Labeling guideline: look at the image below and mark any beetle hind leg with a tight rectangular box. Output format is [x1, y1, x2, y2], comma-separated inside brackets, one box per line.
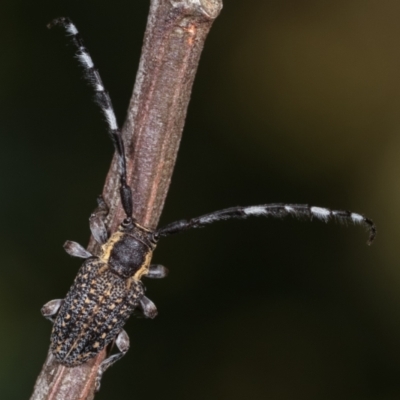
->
[96, 329, 130, 392]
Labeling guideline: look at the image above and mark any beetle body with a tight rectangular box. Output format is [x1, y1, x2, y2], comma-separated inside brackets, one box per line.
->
[50, 223, 156, 367]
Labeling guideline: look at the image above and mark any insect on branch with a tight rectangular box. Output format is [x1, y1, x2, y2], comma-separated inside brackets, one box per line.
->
[30, 0, 377, 398]
[30, 1, 223, 399]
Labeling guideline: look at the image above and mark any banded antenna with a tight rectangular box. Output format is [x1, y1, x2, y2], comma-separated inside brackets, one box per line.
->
[156, 204, 376, 245]
[48, 17, 133, 219]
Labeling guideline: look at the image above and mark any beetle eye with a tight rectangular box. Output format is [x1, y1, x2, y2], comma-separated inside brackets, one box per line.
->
[122, 217, 132, 227]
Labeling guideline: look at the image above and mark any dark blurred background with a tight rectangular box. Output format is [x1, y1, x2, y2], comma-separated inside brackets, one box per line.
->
[0, 1, 399, 399]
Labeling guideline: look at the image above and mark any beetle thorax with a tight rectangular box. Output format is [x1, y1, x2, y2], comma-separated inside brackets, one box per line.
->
[100, 231, 153, 280]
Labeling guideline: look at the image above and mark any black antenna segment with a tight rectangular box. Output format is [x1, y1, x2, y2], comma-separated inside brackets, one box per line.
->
[48, 17, 133, 219]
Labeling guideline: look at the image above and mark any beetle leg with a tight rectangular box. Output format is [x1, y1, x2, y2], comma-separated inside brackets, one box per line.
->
[89, 196, 109, 244]
[143, 264, 169, 279]
[96, 329, 130, 392]
[132, 296, 158, 319]
[139, 296, 158, 319]
[41, 299, 63, 323]
[63, 241, 92, 258]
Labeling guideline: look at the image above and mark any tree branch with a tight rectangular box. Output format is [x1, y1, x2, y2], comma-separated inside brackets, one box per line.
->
[30, 1, 222, 399]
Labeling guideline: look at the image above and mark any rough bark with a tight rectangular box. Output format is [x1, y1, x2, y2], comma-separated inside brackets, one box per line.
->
[30, 0, 222, 399]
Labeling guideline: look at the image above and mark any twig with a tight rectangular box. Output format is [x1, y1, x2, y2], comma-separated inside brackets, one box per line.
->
[30, 1, 222, 399]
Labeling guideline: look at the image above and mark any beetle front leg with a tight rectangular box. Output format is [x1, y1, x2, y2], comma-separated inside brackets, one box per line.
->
[41, 299, 63, 323]
[143, 264, 169, 279]
[96, 329, 130, 392]
[89, 195, 109, 244]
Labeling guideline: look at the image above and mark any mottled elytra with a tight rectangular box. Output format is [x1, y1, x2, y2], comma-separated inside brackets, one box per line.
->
[42, 17, 376, 391]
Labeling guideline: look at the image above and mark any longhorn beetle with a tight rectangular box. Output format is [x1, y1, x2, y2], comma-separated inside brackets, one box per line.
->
[42, 17, 376, 391]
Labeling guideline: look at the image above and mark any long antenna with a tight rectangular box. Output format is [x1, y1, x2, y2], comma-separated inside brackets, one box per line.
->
[156, 204, 376, 245]
[48, 17, 133, 218]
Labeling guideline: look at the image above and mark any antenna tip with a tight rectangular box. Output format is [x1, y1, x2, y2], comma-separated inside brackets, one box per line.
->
[365, 218, 376, 245]
[47, 17, 69, 30]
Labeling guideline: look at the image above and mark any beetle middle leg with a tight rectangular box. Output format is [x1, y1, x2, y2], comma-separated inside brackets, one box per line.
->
[63, 241, 92, 258]
[41, 299, 64, 323]
[96, 329, 130, 392]
[131, 295, 159, 319]
[139, 296, 158, 319]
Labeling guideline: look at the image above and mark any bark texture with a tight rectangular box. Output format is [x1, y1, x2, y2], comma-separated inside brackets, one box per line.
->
[30, 0, 222, 399]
